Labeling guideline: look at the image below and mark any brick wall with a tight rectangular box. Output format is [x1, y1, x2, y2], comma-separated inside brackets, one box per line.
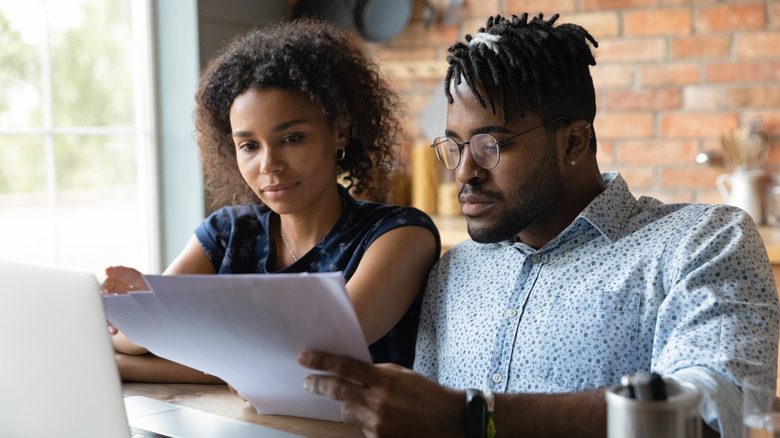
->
[364, 0, 780, 209]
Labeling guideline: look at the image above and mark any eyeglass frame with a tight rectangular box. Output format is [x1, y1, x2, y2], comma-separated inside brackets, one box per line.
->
[430, 116, 569, 170]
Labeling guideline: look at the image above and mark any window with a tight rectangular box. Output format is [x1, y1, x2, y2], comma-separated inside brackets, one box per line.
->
[0, 0, 159, 275]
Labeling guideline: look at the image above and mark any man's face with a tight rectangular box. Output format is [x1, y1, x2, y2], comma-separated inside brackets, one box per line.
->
[446, 81, 564, 244]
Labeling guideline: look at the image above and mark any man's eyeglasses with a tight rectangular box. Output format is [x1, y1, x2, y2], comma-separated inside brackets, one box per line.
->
[430, 117, 568, 170]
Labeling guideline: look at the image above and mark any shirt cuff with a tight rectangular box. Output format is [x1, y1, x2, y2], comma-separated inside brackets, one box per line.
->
[669, 367, 742, 438]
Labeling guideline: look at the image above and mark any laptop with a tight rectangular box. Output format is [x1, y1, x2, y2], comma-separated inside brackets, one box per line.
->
[0, 260, 302, 438]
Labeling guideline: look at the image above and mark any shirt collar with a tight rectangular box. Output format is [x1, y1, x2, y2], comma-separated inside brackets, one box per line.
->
[499, 172, 636, 251]
[575, 172, 636, 243]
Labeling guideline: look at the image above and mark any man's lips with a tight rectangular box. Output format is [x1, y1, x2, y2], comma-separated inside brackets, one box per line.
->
[459, 193, 495, 216]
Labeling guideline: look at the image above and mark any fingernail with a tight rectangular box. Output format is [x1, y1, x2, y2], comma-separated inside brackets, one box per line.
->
[298, 351, 310, 365]
[303, 377, 312, 392]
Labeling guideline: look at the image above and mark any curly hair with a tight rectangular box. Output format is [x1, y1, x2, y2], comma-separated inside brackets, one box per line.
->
[445, 13, 599, 151]
[195, 18, 403, 207]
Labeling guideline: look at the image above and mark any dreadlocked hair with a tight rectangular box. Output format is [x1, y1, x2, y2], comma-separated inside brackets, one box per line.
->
[195, 18, 402, 207]
[445, 13, 599, 151]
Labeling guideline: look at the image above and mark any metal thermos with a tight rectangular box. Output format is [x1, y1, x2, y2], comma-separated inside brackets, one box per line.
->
[606, 373, 701, 438]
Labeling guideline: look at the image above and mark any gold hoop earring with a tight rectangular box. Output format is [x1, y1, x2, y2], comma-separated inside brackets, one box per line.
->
[336, 148, 346, 161]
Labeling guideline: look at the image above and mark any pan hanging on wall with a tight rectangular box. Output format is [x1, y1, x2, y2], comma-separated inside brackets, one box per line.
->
[294, 0, 413, 43]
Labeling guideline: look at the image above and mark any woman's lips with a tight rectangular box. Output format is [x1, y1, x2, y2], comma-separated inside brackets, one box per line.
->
[262, 182, 297, 201]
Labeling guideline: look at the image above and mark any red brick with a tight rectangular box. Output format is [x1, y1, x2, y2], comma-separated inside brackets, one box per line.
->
[743, 111, 780, 136]
[597, 38, 665, 62]
[725, 87, 780, 108]
[600, 89, 682, 110]
[766, 139, 780, 166]
[460, 0, 501, 18]
[660, 113, 741, 138]
[647, 190, 695, 204]
[666, 0, 719, 4]
[386, 78, 414, 93]
[592, 64, 634, 88]
[625, 9, 691, 36]
[371, 47, 438, 62]
[670, 36, 731, 59]
[771, 2, 780, 29]
[597, 140, 615, 164]
[391, 21, 459, 47]
[506, 0, 577, 15]
[612, 167, 655, 189]
[461, 18, 488, 37]
[639, 63, 700, 86]
[595, 113, 654, 138]
[697, 4, 766, 32]
[559, 12, 620, 37]
[737, 33, 780, 58]
[418, 77, 445, 94]
[697, 190, 725, 205]
[660, 166, 724, 189]
[705, 62, 769, 83]
[619, 140, 699, 165]
[582, 0, 658, 11]
[683, 87, 724, 110]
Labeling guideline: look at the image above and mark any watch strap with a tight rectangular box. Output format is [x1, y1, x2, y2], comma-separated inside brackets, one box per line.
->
[465, 388, 487, 438]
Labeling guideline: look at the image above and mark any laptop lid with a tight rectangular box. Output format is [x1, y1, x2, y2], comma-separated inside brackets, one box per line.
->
[0, 261, 130, 438]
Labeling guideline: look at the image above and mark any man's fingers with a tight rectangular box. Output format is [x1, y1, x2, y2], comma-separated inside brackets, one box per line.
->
[299, 351, 376, 384]
[304, 373, 371, 408]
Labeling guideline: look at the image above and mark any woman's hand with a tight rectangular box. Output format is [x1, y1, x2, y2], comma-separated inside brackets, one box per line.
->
[100, 265, 150, 295]
[100, 265, 150, 353]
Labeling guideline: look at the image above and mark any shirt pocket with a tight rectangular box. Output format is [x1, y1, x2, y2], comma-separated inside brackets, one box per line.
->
[539, 289, 641, 392]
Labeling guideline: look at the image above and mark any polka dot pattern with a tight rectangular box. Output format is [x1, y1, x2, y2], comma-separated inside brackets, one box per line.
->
[414, 172, 779, 436]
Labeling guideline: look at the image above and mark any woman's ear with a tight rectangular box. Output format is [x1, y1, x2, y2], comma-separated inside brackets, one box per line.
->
[335, 130, 348, 150]
[563, 120, 593, 166]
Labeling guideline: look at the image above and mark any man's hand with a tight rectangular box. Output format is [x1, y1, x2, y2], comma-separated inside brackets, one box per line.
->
[299, 350, 465, 438]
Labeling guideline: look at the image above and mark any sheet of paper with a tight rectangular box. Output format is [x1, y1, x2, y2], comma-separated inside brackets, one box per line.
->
[102, 272, 371, 421]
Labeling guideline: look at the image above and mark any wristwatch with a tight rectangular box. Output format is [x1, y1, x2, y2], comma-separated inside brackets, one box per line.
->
[465, 388, 487, 438]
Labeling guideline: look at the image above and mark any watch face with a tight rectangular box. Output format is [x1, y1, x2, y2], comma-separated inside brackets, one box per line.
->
[354, 0, 412, 42]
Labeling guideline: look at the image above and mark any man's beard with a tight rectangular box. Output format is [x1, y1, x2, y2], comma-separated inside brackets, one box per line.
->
[467, 146, 563, 244]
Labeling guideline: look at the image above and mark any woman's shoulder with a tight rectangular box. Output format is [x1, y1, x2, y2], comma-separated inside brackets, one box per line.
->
[202, 203, 270, 231]
[349, 199, 436, 228]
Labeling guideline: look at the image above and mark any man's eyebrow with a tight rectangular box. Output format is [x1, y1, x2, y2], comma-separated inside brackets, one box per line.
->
[232, 119, 308, 138]
[444, 125, 512, 138]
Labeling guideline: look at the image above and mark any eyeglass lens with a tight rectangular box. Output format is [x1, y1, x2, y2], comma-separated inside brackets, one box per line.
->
[432, 134, 499, 170]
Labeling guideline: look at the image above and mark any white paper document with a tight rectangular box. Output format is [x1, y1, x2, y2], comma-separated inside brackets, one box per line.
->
[102, 272, 371, 422]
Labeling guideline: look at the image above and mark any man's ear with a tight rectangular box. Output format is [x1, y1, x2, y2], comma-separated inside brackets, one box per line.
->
[563, 120, 593, 165]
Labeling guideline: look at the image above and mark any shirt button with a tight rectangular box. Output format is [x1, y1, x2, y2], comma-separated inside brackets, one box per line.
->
[506, 308, 518, 318]
[491, 373, 503, 383]
[531, 254, 541, 263]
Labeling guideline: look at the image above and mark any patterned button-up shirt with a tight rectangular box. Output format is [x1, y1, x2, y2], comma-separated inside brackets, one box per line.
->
[414, 172, 779, 437]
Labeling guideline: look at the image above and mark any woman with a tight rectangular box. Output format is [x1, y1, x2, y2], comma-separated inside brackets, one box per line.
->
[104, 18, 440, 382]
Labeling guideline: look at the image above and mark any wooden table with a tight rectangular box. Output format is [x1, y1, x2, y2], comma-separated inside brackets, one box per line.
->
[122, 383, 363, 438]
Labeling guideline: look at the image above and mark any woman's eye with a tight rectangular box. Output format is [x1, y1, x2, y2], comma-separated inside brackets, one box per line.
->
[238, 142, 258, 150]
[282, 134, 303, 144]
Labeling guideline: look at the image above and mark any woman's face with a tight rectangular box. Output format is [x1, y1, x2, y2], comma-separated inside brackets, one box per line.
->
[229, 87, 345, 214]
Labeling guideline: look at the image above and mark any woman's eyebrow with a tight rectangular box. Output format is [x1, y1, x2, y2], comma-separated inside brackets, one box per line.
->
[232, 119, 309, 138]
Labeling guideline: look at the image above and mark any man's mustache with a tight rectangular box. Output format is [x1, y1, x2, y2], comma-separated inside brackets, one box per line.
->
[458, 183, 503, 202]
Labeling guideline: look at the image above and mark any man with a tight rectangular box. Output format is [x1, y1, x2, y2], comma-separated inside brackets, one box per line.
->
[299, 13, 779, 438]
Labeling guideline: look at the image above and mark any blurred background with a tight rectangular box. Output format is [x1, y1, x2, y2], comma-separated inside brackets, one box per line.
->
[1, 0, 778, 276]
